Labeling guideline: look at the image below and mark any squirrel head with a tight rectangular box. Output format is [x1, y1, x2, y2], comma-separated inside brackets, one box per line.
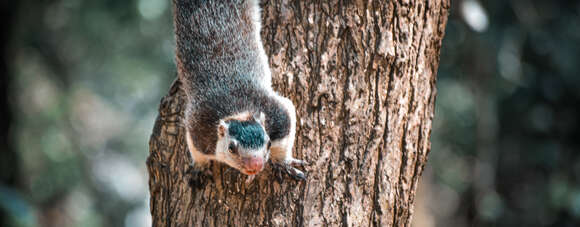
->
[215, 112, 270, 175]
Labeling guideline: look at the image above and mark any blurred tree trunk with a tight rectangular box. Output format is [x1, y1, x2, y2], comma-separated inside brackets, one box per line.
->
[148, 0, 449, 226]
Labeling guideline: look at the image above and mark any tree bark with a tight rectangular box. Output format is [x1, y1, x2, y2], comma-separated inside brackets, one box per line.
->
[148, 0, 449, 226]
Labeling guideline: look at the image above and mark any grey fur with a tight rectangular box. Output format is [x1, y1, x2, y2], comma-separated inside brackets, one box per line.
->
[173, 0, 291, 155]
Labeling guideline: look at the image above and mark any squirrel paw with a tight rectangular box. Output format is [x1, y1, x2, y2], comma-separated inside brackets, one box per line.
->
[271, 160, 307, 181]
[285, 166, 306, 180]
[187, 164, 213, 188]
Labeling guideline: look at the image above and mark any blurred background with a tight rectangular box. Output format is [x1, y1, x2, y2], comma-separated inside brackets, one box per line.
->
[0, 0, 174, 226]
[414, 0, 580, 226]
[0, 0, 579, 227]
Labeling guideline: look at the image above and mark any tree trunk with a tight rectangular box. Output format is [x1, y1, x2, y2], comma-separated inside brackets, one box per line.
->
[147, 0, 449, 226]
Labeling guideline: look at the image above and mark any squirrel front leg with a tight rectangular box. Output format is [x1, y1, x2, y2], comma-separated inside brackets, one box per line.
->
[185, 130, 213, 187]
[270, 95, 307, 180]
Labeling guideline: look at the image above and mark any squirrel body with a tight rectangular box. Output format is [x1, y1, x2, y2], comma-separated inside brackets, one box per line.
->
[173, 0, 305, 179]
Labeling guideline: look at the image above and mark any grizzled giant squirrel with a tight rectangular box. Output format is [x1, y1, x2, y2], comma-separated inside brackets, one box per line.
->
[173, 0, 306, 181]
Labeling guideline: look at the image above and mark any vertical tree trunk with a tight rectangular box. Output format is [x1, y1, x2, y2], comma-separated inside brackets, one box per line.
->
[148, 0, 449, 226]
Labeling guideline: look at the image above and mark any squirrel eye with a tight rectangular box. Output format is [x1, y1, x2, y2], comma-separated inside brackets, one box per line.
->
[228, 143, 237, 154]
[267, 141, 272, 149]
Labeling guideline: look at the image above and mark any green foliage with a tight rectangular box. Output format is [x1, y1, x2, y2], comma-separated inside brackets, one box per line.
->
[425, 0, 580, 226]
[8, 0, 173, 226]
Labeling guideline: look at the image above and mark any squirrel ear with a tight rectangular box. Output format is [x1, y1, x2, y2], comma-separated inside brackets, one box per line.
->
[218, 120, 228, 137]
[254, 112, 266, 125]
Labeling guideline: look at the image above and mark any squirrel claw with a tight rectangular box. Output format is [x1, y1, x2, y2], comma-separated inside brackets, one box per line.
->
[272, 161, 307, 181]
[288, 167, 306, 180]
[187, 165, 213, 188]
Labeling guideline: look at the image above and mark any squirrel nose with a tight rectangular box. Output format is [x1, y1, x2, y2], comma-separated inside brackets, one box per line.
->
[246, 158, 263, 172]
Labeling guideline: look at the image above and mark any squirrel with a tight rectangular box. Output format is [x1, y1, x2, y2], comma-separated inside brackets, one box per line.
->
[172, 0, 306, 182]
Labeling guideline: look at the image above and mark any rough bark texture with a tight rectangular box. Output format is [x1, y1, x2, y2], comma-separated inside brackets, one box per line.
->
[148, 0, 449, 226]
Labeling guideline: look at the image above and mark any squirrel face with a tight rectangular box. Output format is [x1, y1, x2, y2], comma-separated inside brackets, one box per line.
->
[215, 112, 270, 175]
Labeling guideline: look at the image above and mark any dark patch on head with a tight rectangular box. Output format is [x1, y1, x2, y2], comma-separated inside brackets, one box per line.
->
[186, 89, 291, 155]
[227, 120, 265, 149]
